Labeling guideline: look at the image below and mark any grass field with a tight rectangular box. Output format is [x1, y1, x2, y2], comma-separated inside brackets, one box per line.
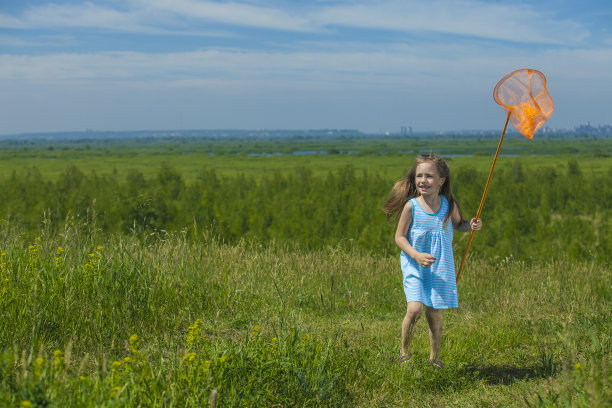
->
[0, 225, 610, 407]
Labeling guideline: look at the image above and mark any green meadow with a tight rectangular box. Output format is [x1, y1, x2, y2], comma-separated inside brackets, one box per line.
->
[0, 135, 610, 407]
[1, 135, 610, 180]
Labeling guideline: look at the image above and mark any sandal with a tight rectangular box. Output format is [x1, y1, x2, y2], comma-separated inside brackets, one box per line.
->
[428, 359, 444, 368]
[399, 355, 410, 364]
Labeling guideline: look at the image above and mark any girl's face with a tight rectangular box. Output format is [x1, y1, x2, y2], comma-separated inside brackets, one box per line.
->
[414, 161, 446, 197]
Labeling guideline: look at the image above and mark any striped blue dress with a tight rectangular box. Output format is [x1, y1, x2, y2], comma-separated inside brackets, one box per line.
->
[400, 196, 458, 309]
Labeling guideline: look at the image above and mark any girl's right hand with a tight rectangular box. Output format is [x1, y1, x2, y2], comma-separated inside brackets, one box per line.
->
[415, 253, 436, 268]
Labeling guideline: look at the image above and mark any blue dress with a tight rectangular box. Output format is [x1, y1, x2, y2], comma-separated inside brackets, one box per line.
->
[400, 196, 458, 309]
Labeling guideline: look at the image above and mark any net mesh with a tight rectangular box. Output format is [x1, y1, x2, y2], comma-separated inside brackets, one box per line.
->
[493, 68, 554, 139]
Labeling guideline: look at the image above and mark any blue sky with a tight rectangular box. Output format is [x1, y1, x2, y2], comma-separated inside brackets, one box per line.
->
[1, 0, 611, 135]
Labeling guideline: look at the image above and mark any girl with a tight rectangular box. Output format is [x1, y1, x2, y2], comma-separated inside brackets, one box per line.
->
[383, 154, 482, 367]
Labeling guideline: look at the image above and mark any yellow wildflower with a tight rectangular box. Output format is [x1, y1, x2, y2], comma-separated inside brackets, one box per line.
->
[84, 249, 101, 271]
[27, 239, 40, 269]
[33, 357, 46, 376]
[0, 251, 6, 274]
[183, 352, 197, 362]
[129, 334, 140, 354]
[186, 319, 202, 348]
[20, 401, 33, 408]
[188, 318, 202, 333]
[218, 355, 228, 364]
[54, 247, 65, 269]
[269, 337, 278, 353]
[53, 349, 64, 369]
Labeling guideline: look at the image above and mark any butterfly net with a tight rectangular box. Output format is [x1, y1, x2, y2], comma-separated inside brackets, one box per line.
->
[493, 68, 554, 139]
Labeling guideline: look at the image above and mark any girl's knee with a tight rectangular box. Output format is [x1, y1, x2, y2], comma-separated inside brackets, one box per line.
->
[425, 307, 441, 320]
[425, 308, 443, 329]
[406, 302, 423, 321]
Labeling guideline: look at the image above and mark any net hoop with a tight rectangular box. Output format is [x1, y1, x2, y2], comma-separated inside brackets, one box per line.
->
[493, 68, 554, 139]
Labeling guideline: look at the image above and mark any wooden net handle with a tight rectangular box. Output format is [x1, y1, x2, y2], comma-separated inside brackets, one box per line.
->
[456, 110, 512, 284]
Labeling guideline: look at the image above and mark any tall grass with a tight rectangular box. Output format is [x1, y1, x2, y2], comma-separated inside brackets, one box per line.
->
[0, 221, 610, 407]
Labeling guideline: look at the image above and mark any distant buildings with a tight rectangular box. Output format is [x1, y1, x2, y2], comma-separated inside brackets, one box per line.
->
[400, 126, 413, 136]
[570, 122, 612, 134]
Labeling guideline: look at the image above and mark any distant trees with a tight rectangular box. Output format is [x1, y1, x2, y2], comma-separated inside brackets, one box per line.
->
[0, 160, 610, 263]
[453, 159, 611, 263]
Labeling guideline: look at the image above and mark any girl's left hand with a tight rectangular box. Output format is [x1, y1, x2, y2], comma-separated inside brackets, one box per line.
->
[470, 218, 482, 230]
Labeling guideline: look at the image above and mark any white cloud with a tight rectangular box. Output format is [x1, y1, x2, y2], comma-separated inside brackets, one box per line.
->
[0, 49, 401, 88]
[2, 41, 609, 92]
[0, 34, 77, 48]
[0, 12, 26, 29]
[138, 0, 318, 32]
[0, 0, 318, 34]
[0, 0, 593, 46]
[22, 2, 140, 31]
[315, 0, 589, 45]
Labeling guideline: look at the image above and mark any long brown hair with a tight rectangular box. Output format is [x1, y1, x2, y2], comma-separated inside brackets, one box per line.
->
[382, 154, 461, 228]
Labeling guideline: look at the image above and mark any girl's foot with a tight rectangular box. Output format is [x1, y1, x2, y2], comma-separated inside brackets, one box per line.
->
[399, 355, 410, 365]
[428, 359, 444, 368]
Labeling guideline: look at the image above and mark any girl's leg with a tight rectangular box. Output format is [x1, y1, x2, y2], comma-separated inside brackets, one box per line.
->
[425, 307, 442, 363]
[401, 301, 423, 358]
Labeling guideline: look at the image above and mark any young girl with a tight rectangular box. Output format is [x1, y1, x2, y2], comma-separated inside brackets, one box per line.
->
[383, 154, 482, 367]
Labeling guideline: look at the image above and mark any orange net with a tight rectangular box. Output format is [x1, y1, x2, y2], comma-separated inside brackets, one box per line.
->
[493, 68, 554, 139]
[456, 68, 554, 284]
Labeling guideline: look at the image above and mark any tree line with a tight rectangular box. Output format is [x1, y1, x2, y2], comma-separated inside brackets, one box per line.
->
[1, 160, 610, 263]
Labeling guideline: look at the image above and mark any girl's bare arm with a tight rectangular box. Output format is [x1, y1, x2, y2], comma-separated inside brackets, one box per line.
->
[451, 205, 482, 232]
